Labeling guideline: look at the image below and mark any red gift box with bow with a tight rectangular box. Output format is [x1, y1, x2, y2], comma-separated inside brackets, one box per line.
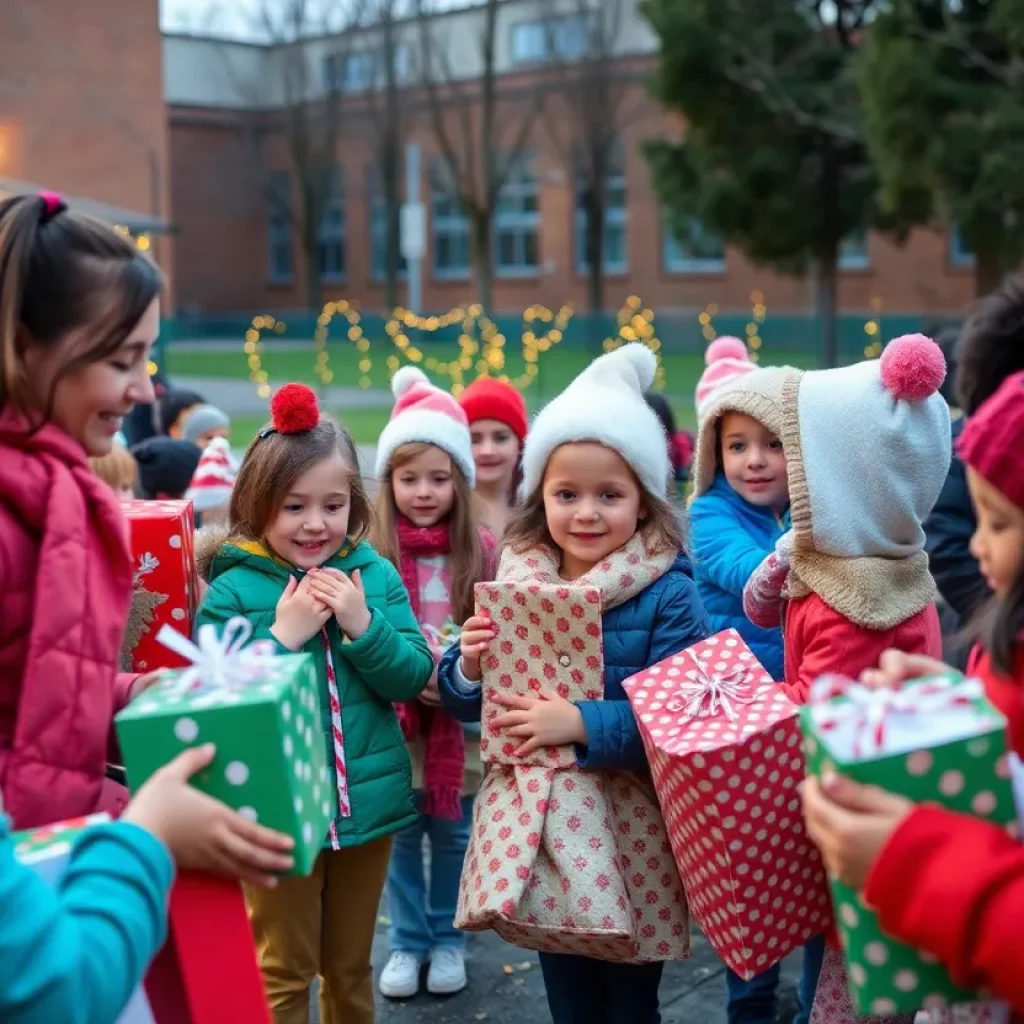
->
[121, 499, 199, 673]
[623, 628, 832, 979]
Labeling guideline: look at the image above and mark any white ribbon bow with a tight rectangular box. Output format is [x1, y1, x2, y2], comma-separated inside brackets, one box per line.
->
[810, 673, 985, 757]
[666, 649, 755, 722]
[156, 617, 278, 693]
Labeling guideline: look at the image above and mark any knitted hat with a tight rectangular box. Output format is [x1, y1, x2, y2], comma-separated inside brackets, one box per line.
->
[185, 436, 238, 512]
[375, 367, 475, 484]
[131, 437, 202, 500]
[695, 337, 757, 419]
[520, 344, 670, 498]
[959, 370, 1024, 510]
[458, 376, 529, 442]
[690, 366, 800, 500]
[182, 404, 231, 444]
[781, 334, 951, 629]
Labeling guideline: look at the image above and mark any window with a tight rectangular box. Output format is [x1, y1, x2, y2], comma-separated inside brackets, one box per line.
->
[393, 42, 412, 82]
[317, 167, 345, 282]
[839, 230, 870, 271]
[430, 162, 470, 279]
[662, 216, 726, 273]
[510, 13, 589, 65]
[575, 146, 628, 274]
[267, 170, 293, 283]
[369, 167, 407, 281]
[950, 225, 974, 267]
[323, 50, 377, 92]
[495, 155, 540, 276]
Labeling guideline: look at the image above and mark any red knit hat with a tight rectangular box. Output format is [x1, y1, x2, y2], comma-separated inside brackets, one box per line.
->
[958, 370, 1024, 509]
[458, 376, 529, 442]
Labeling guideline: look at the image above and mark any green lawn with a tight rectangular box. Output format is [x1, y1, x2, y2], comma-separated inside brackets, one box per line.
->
[168, 340, 818, 435]
[230, 406, 392, 447]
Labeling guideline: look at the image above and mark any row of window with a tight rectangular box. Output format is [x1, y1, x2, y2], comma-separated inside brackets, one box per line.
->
[266, 162, 972, 285]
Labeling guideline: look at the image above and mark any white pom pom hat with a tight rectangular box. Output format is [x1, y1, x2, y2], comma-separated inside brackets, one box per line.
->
[375, 367, 476, 485]
[519, 344, 671, 499]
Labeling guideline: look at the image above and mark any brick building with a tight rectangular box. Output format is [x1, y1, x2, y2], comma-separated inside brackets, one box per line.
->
[0, 0, 173, 293]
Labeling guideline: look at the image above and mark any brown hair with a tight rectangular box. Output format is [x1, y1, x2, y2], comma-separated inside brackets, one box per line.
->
[0, 194, 163, 426]
[228, 415, 372, 551]
[372, 442, 484, 623]
[504, 471, 684, 560]
[90, 444, 137, 494]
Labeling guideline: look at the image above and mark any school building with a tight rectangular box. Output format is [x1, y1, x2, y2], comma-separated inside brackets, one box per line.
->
[0, 0, 982, 320]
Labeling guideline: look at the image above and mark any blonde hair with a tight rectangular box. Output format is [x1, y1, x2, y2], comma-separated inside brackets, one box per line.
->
[371, 442, 484, 623]
[90, 444, 137, 495]
[228, 414, 372, 549]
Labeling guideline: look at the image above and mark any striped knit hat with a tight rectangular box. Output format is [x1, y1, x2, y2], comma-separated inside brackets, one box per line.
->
[695, 337, 756, 418]
[185, 436, 238, 512]
[375, 367, 475, 484]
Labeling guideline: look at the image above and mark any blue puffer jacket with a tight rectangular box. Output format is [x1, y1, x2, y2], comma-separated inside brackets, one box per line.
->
[689, 474, 787, 681]
[437, 555, 710, 772]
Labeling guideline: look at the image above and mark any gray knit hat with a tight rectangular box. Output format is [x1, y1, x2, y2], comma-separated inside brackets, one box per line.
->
[181, 404, 231, 443]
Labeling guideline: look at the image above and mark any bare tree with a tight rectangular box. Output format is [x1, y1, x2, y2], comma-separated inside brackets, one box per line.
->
[542, 0, 640, 340]
[414, 0, 545, 312]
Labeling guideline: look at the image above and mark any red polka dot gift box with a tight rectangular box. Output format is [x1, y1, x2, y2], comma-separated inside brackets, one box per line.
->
[622, 628, 832, 980]
[801, 672, 1016, 1016]
[455, 582, 691, 963]
[121, 499, 200, 672]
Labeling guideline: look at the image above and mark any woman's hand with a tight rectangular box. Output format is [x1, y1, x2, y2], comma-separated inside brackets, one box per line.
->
[802, 772, 914, 890]
[859, 649, 953, 690]
[490, 691, 586, 757]
[271, 575, 332, 651]
[129, 670, 164, 701]
[306, 568, 371, 639]
[459, 613, 495, 682]
[122, 744, 295, 888]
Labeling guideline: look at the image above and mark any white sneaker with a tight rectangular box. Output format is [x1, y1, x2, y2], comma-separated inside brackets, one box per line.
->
[379, 951, 422, 999]
[427, 947, 467, 995]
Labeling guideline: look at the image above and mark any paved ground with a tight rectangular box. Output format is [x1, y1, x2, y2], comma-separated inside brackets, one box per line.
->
[306, 904, 803, 1024]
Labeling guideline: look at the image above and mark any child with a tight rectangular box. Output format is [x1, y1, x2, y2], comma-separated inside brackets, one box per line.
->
[132, 435, 201, 499]
[371, 368, 498, 999]
[803, 369, 1024, 1016]
[644, 390, 691, 494]
[689, 368, 792, 683]
[182, 403, 231, 449]
[195, 382, 433, 1024]
[438, 344, 710, 1024]
[458, 375, 528, 537]
[90, 439, 138, 500]
[158, 387, 204, 439]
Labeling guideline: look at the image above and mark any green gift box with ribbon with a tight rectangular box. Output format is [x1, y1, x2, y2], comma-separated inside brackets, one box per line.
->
[115, 618, 333, 876]
[799, 673, 1016, 1015]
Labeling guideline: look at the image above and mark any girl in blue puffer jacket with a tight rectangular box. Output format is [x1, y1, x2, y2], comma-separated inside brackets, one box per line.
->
[688, 367, 795, 682]
[438, 345, 710, 1024]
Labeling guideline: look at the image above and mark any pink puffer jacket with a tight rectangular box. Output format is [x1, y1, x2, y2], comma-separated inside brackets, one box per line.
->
[0, 409, 137, 830]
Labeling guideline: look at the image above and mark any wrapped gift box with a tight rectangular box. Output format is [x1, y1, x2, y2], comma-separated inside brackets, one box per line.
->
[115, 624, 331, 876]
[801, 673, 1016, 1016]
[623, 629, 831, 979]
[14, 814, 157, 1024]
[122, 499, 199, 672]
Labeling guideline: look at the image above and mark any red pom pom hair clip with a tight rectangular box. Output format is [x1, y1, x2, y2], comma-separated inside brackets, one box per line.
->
[38, 190, 67, 224]
[259, 383, 320, 439]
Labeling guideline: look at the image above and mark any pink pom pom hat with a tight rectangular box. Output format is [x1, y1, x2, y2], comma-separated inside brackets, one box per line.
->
[694, 336, 756, 418]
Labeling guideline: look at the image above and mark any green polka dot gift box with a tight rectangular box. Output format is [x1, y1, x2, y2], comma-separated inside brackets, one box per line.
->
[115, 621, 333, 877]
[800, 672, 1016, 1015]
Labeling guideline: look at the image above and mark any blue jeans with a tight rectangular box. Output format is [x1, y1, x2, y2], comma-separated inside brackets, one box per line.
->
[386, 792, 474, 954]
[725, 934, 826, 1024]
[539, 951, 663, 1024]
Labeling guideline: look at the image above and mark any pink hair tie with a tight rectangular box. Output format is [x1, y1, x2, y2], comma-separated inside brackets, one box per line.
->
[38, 190, 66, 224]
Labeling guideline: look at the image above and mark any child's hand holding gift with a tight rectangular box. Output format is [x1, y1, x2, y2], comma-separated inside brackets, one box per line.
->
[306, 567, 371, 640]
[458, 612, 496, 682]
[491, 691, 587, 757]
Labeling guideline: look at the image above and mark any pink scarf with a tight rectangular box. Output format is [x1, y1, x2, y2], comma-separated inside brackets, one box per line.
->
[395, 516, 466, 821]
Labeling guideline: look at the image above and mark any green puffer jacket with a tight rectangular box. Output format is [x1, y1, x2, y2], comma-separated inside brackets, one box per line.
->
[196, 534, 433, 849]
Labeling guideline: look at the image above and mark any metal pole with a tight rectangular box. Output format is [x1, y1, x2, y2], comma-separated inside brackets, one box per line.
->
[405, 142, 422, 315]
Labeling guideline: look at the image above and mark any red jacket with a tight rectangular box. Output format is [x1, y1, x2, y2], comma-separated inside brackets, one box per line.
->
[0, 411, 137, 829]
[864, 647, 1024, 1015]
[782, 592, 943, 705]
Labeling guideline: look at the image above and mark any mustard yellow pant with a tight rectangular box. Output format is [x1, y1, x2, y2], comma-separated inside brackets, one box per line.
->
[247, 837, 392, 1024]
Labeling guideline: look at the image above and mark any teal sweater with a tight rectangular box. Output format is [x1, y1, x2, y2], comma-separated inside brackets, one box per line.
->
[0, 814, 173, 1024]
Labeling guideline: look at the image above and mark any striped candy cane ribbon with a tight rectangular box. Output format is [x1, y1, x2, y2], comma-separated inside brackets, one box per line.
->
[320, 629, 351, 847]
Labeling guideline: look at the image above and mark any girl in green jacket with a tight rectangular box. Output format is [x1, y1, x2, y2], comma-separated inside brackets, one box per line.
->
[196, 383, 433, 1024]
